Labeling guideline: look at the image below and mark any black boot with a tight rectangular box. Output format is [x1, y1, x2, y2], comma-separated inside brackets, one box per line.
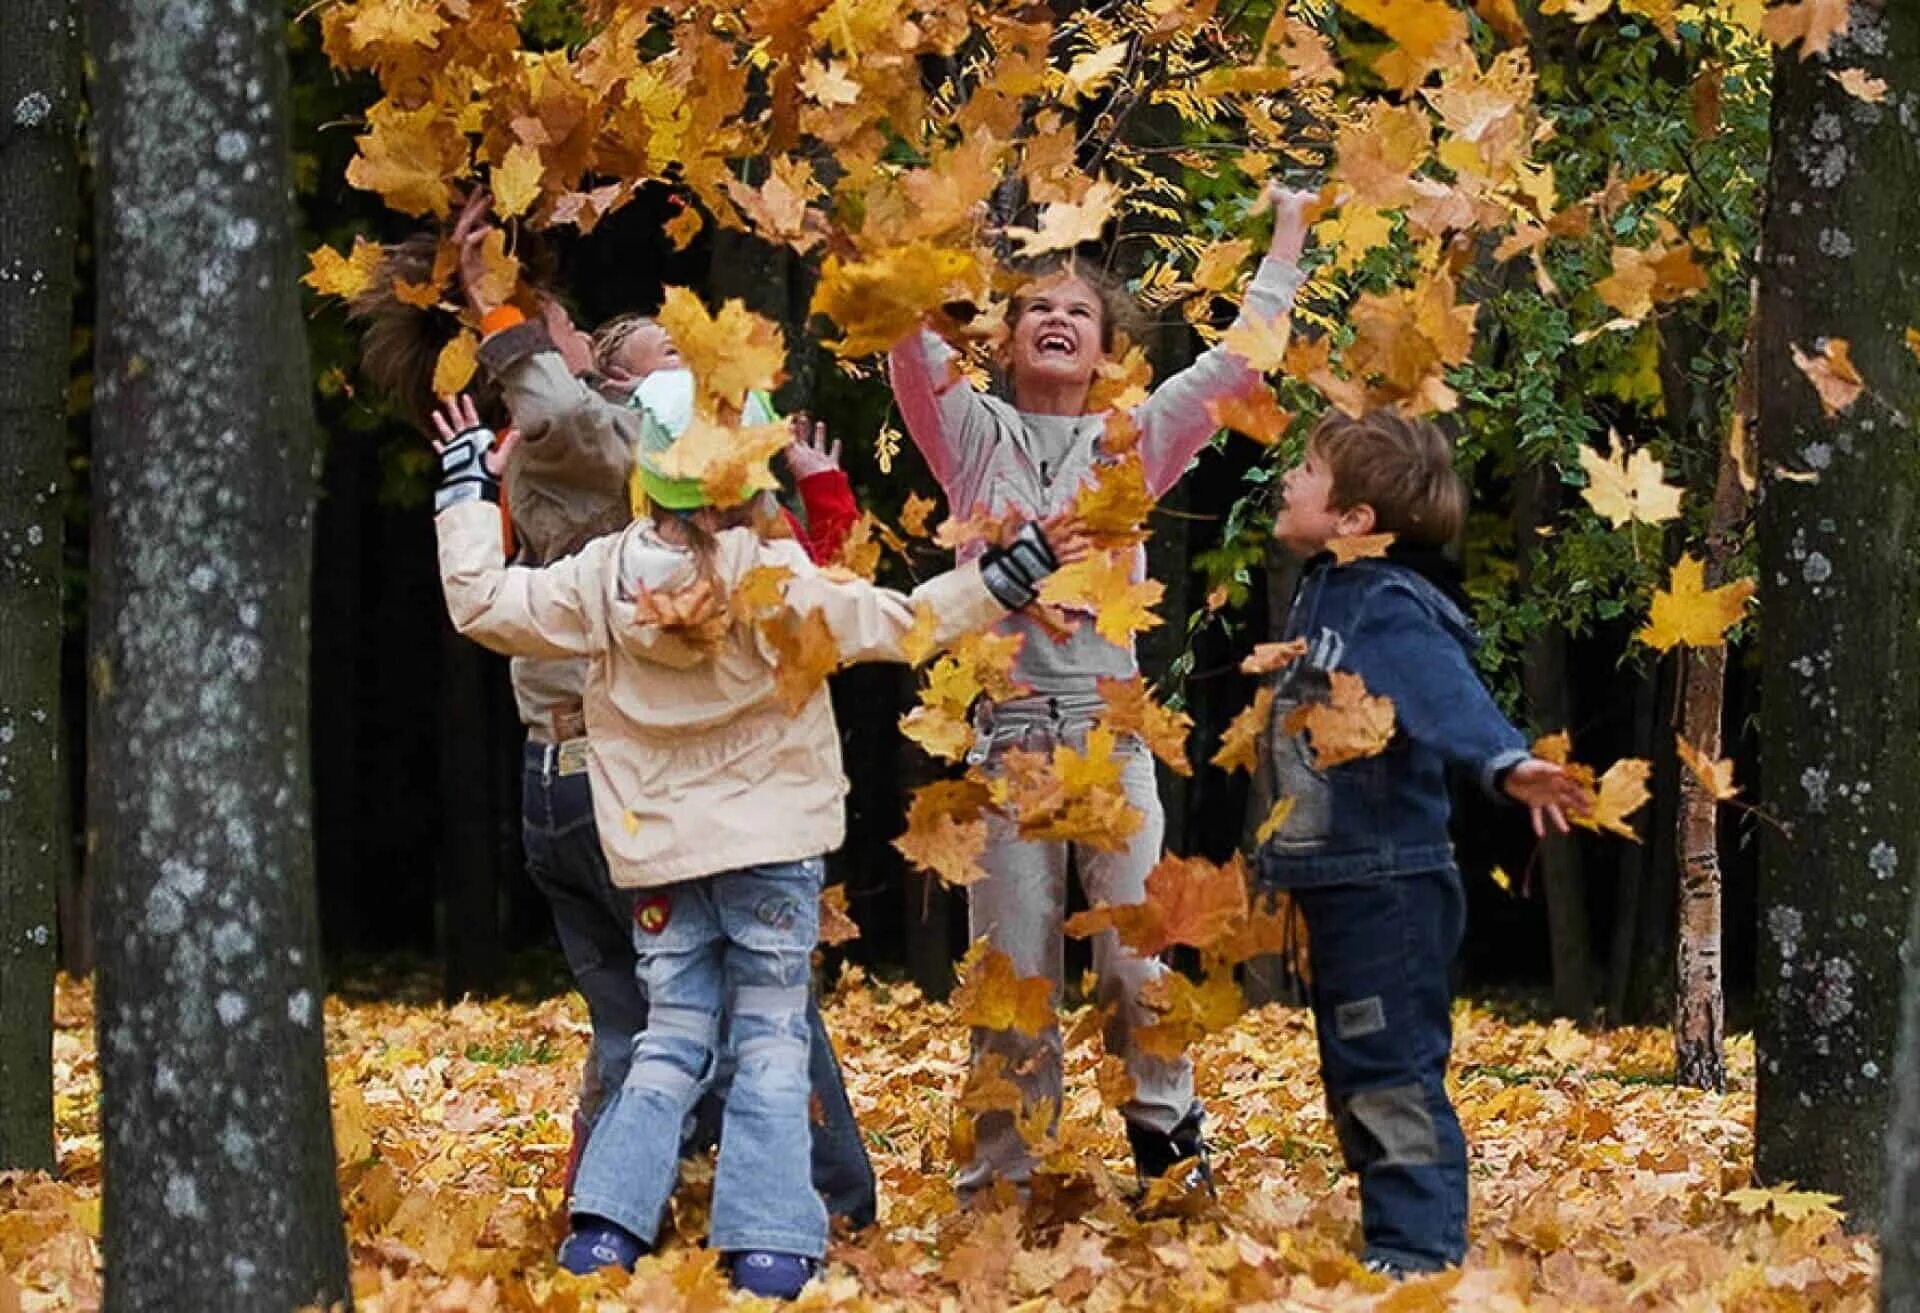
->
[1126, 1105, 1215, 1196]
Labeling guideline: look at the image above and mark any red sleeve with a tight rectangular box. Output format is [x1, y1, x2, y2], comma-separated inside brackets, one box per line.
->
[794, 468, 860, 565]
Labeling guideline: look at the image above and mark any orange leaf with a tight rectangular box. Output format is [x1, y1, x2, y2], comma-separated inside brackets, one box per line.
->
[818, 883, 861, 946]
[1211, 687, 1276, 774]
[1283, 670, 1396, 768]
[1328, 532, 1397, 565]
[1790, 339, 1865, 417]
[1006, 180, 1121, 257]
[899, 492, 938, 538]
[894, 779, 993, 887]
[1761, 0, 1854, 57]
[431, 331, 479, 397]
[1241, 639, 1308, 675]
[1207, 384, 1294, 447]
[1677, 737, 1739, 802]
[655, 286, 788, 415]
[761, 608, 840, 713]
[1094, 676, 1193, 776]
[1830, 67, 1888, 102]
[951, 941, 1054, 1036]
[303, 237, 384, 299]
[1142, 852, 1250, 953]
[1254, 796, 1297, 843]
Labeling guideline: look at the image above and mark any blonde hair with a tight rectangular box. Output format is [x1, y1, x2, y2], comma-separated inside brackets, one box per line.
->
[592, 313, 656, 379]
[1307, 410, 1467, 547]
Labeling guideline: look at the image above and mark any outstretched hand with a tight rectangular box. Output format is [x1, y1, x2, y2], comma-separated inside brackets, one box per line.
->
[1264, 182, 1317, 264]
[782, 416, 843, 480]
[1502, 757, 1592, 838]
[452, 190, 501, 316]
[430, 394, 518, 476]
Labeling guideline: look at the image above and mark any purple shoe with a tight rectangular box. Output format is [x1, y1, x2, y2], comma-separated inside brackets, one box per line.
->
[728, 1250, 817, 1299]
[557, 1217, 646, 1274]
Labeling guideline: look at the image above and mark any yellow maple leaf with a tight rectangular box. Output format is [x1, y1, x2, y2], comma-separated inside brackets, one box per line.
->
[1637, 555, 1756, 652]
[1790, 339, 1865, 416]
[1313, 202, 1398, 275]
[900, 702, 974, 762]
[1573, 758, 1653, 840]
[811, 242, 981, 357]
[760, 608, 840, 713]
[1533, 730, 1573, 764]
[899, 492, 938, 538]
[1211, 687, 1276, 775]
[1221, 311, 1294, 375]
[303, 237, 384, 299]
[1094, 676, 1193, 776]
[951, 941, 1054, 1036]
[655, 286, 787, 415]
[1006, 180, 1121, 258]
[651, 413, 790, 508]
[1677, 736, 1739, 802]
[1283, 670, 1397, 768]
[466, 228, 520, 314]
[1191, 237, 1253, 293]
[491, 143, 545, 220]
[900, 603, 940, 666]
[345, 101, 469, 218]
[1254, 796, 1297, 843]
[1725, 1183, 1845, 1224]
[1070, 457, 1154, 544]
[894, 779, 993, 887]
[1037, 552, 1164, 646]
[731, 563, 794, 616]
[1579, 430, 1685, 528]
[431, 331, 479, 397]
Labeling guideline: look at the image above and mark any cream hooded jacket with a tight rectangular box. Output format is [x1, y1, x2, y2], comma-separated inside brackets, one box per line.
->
[436, 500, 1006, 888]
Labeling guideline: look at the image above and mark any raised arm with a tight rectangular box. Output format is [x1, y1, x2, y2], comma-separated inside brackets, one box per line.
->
[1133, 186, 1313, 499]
[437, 499, 609, 660]
[781, 417, 861, 564]
[886, 328, 999, 504]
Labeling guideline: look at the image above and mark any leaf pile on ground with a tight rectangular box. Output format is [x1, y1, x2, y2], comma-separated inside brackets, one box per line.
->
[2, 972, 1877, 1310]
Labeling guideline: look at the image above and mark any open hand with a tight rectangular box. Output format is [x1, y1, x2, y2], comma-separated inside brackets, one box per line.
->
[452, 190, 501, 316]
[1038, 512, 1093, 567]
[781, 416, 842, 480]
[1502, 757, 1592, 837]
[430, 393, 518, 476]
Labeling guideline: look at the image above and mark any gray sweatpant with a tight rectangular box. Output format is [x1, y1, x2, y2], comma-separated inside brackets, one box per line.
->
[957, 700, 1197, 1193]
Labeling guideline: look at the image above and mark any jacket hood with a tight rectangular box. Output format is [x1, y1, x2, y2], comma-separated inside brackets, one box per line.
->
[1301, 544, 1479, 649]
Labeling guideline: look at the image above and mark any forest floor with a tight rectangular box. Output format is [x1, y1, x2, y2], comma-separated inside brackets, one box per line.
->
[2, 973, 1877, 1311]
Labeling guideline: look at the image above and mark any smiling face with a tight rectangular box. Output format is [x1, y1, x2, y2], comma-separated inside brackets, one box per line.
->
[1275, 448, 1374, 556]
[1007, 272, 1108, 401]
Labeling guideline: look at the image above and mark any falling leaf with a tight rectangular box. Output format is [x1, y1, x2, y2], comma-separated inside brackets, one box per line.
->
[1489, 865, 1513, 894]
[761, 608, 840, 712]
[900, 603, 941, 666]
[303, 237, 384, 299]
[1221, 311, 1294, 374]
[1254, 796, 1297, 843]
[1070, 457, 1154, 544]
[894, 779, 993, 887]
[951, 941, 1054, 1036]
[1573, 758, 1653, 840]
[1006, 181, 1122, 257]
[899, 492, 938, 538]
[490, 143, 545, 219]
[1907, 327, 1920, 364]
[1207, 385, 1293, 446]
[651, 412, 791, 507]
[818, 883, 861, 946]
[1283, 671, 1397, 768]
[664, 203, 704, 250]
[466, 228, 520, 312]
[1144, 853, 1250, 953]
[1790, 339, 1865, 416]
[1211, 688, 1275, 775]
[1579, 430, 1685, 528]
[1637, 556, 1756, 652]
[1241, 639, 1308, 675]
[1328, 532, 1397, 565]
[655, 286, 788, 415]
[811, 243, 981, 357]
[1677, 736, 1739, 802]
[900, 702, 975, 762]
[1095, 1054, 1137, 1110]
[1095, 676, 1193, 775]
[1062, 41, 1129, 98]
[1830, 67, 1887, 102]
[431, 330, 479, 397]
[1760, 0, 1855, 57]
[1533, 730, 1573, 765]
[1037, 552, 1164, 645]
[731, 563, 794, 615]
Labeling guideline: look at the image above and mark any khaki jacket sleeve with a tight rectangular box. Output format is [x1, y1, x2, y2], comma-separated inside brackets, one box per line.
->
[489, 342, 640, 497]
[762, 540, 1009, 665]
[436, 500, 609, 659]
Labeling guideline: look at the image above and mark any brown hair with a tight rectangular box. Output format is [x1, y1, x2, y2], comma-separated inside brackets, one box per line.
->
[1004, 254, 1139, 356]
[1307, 410, 1466, 547]
[652, 493, 796, 588]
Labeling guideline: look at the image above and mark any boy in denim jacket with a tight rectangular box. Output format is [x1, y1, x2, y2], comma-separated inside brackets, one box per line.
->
[1258, 411, 1586, 1275]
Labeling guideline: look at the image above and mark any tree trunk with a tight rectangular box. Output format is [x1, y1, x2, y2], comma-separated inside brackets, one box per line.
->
[1606, 666, 1658, 1022]
[86, 0, 350, 1305]
[1754, 2, 1920, 1230]
[0, 0, 80, 1176]
[1884, 863, 1920, 1309]
[1673, 351, 1754, 1092]
[1514, 462, 1595, 1020]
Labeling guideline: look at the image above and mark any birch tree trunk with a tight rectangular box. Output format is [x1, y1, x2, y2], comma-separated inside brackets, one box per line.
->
[0, 0, 80, 1175]
[86, 0, 350, 1304]
[1754, 0, 1920, 1229]
[1885, 873, 1920, 1308]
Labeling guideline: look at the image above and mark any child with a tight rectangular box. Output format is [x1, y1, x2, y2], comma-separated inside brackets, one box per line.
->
[430, 397, 1083, 1297]
[1259, 409, 1587, 1275]
[887, 180, 1316, 1194]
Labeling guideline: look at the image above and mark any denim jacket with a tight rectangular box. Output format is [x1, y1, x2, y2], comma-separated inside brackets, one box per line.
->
[1255, 549, 1527, 888]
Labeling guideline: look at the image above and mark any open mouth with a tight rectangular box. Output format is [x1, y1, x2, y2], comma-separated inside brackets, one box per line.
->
[1036, 330, 1075, 357]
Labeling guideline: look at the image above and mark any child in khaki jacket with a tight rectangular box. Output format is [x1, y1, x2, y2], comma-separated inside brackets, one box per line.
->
[430, 402, 1082, 1298]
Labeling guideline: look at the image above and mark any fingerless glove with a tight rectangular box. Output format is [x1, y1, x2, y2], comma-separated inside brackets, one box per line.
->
[435, 426, 500, 513]
[978, 521, 1061, 610]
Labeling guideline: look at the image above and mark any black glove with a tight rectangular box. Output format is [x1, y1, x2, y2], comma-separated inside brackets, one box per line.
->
[435, 425, 500, 513]
[979, 521, 1061, 610]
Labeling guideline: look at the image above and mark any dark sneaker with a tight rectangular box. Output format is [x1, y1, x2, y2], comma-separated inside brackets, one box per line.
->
[728, 1251, 817, 1299]
[557, 1217, 646, 1274]
[1126, 1106, 1215, 1196]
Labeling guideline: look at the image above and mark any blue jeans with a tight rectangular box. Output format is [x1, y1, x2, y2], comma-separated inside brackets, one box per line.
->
[570, 858, 831, 1257]
[520, 748, 876, 1227]
[1289, 869, 1468, 1272]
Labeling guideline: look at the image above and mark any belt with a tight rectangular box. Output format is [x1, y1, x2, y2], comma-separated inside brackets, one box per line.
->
[524, 737, 592, 779]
